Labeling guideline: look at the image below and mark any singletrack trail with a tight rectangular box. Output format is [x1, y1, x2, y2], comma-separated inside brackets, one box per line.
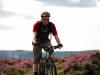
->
[25, 69, 65, 75]
[25, 70, 33, 75]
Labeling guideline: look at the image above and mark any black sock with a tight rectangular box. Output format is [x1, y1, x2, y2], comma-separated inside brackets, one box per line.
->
[34, 72, 38, 75]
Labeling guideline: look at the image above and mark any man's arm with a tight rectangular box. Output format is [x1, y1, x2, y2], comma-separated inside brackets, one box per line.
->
[32, 22, 39, 44]
[54, 35, 61, 44]
[32, 32, 37, 44]
[54, 34, 63, 48]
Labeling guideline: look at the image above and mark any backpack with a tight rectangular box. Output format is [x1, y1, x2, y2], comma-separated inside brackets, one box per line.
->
[36, 21, 52, 43]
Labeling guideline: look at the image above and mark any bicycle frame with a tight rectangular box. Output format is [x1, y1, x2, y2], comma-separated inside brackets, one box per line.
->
[39, 46, 59, 75]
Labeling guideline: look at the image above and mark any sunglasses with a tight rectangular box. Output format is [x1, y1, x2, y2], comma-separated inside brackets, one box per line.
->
[41, 15, 50, 17]
[43, 19, 49, 20]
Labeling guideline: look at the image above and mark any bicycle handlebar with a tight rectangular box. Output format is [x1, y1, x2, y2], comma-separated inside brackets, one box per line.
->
[52, 46, 59, 49]
[40, 46, 59, 49]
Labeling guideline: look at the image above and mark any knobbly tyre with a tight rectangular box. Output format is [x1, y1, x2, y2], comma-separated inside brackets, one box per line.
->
[33, 44, 59, 75]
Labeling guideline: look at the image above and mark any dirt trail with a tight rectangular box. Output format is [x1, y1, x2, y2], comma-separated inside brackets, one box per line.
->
[25, 71, 65, 75]
[25, 70, 33, 75]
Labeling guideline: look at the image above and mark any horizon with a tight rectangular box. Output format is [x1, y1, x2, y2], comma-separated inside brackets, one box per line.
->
[0, 49, 99, 52]
[0, 0, 100, 51]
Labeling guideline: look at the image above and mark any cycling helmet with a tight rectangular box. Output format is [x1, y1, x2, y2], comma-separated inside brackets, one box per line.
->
[41, 11, 50, 17]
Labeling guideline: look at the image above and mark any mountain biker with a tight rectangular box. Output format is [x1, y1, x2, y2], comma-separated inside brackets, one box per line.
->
[32, 11, 63, 75]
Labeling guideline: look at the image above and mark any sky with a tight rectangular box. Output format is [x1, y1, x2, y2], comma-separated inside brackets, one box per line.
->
[0, 0, 100, 51]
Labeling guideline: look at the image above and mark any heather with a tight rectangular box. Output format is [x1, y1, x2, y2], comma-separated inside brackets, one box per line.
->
[55, 50, 100, 75]
[0, 58, 33, 75]
[0, 50, 100, 75]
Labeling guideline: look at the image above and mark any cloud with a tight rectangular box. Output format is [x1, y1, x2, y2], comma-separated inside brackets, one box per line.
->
[0, 0, 38, 19]
[0, 0, 3, 8]
[0, 10, 15, 17]
[0, 24, 14, 30]
[0, 9, 33, 20]
[0, 0, 14, 17]
[37, 0, 96, 7]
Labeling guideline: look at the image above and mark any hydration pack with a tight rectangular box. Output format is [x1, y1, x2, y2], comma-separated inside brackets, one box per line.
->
[36, 21, 52, 43]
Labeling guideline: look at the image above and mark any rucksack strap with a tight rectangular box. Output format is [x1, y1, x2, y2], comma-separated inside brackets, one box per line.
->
[37, 21, 52, 42]
[38, 21, 52, 32]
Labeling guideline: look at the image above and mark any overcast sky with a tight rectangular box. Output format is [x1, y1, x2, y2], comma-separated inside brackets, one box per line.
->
[0, 0, 100, 51]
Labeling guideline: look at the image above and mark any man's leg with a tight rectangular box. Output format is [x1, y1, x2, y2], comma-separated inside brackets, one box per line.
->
[33, 64, 38, 75]
[33, 46, 42, 75]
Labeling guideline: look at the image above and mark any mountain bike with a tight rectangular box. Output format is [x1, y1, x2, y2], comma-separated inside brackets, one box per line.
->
[38, 45, 59, 75]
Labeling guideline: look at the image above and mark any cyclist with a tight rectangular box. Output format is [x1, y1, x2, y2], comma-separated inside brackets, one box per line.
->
[32, 11, 63, 75]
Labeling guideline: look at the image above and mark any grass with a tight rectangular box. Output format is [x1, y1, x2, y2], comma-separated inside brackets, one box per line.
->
[55, 61, 66, 66]
[57, 69, 64, 74]
[55, 61, 66, 75]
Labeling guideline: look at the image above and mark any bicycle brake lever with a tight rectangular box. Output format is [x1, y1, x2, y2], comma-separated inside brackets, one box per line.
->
[53, 46, 59, 49]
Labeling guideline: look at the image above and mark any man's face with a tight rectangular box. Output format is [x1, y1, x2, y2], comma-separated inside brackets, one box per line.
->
[41, 16, 49, 25]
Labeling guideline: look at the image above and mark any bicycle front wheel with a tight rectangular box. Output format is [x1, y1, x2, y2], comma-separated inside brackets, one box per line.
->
[45, 58, 57, 75]
[39, 62, 46, 75]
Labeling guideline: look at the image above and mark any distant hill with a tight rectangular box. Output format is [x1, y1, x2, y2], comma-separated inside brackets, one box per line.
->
[53, 50, 97, 57]
[0, 50, 98, 58]
[0, 50, 33, 58]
